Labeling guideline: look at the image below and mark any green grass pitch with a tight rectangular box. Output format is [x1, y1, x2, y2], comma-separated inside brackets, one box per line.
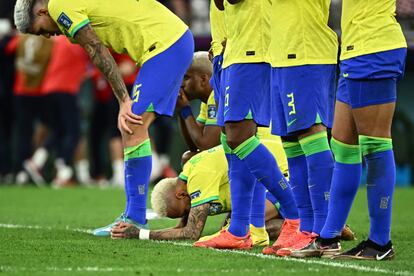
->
[0, 186, 413, 275]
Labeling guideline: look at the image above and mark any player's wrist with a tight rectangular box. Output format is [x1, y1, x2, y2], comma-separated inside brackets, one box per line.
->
[180, 105, 193, 120]
[139, 229, 150, 240]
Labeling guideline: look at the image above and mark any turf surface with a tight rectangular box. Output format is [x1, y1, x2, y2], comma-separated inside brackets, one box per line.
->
[0, 186, 413, 275]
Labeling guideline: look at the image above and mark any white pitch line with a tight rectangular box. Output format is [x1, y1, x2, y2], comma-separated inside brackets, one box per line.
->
[1, 223, 413, 276]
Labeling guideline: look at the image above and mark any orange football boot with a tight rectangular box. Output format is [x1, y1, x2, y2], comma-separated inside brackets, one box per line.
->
[276, 231, 317, 257]
[193, 229, 252, 250]
[262, 218, 300, 255]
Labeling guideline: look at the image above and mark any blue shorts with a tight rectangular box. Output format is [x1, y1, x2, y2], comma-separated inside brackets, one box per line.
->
[131, 29, 194, 116]
[217, 63, 271, 127]
[337, 48, 407, 108]
[210, 54, 223, 105]
[270, 65, 336, 136]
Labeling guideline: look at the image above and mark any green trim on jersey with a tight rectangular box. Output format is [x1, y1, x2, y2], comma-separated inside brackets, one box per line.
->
[178, 173, 188, 182]
[191, 196, 219, 208]
[69, 19, 90, 37]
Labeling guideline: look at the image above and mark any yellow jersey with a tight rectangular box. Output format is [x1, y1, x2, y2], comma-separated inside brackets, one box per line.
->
[341, 0, 407, 60]
[222, 0, 271, 68]
[48, 0, 188, 66]
[269, 0, 338, 67]
[196, 91, 218, 126]
[180, 146, 230, 215]
[179, 134, 288, 214]
[210, 0, 226, 58]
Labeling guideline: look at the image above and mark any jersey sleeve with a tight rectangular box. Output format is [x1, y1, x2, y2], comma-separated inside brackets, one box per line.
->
[196, 102, 207, 124]
[187, 170, 221, 208]
[205, 92, 218, 126]
[48, 0, 90, 38]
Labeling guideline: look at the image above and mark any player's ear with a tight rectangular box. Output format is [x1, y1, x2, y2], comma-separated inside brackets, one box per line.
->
[176, 190, 188, 199]
[37, 8, 50, 16]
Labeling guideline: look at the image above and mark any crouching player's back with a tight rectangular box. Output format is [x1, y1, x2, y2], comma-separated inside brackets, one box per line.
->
[14, 0, 194, 236]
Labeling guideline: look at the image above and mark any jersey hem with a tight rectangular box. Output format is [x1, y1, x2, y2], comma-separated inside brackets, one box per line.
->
[340, 44, 408, 61]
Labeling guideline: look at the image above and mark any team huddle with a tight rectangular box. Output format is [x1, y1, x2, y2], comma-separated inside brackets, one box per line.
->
[14, 0, 407, 262]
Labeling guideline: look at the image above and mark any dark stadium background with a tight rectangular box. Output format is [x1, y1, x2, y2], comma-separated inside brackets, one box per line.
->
[1, 0, 414, 186]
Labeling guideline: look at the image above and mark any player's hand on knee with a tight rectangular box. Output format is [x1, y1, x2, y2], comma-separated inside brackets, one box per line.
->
[111, 222, 140, 239]
[118, 98, 143, 135]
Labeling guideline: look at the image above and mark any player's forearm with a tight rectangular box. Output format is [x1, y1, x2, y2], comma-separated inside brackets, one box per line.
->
[184, 117, 214, 150]
[178, 116, 199, 152]
[149, 227, 202, 240]
[75, 25, 129, 104]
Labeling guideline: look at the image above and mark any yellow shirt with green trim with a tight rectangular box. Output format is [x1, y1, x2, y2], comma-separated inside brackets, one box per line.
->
[210, 0, 226, 58]
[178, 135, 288, 215]
[196, 91, 217, 126]
[179, 146, 230, 215]
[340, 0, 407, 61]
[48, 0, 188, 66]
[269, 0, 338, 67]
[222, 0, 271, 68]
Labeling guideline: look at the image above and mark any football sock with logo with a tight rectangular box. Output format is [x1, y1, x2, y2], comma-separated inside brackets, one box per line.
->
[222, 134, 254, 237]
[299, 131, 334, 234]
[124, 139, 152, 225]
[283, 141, 313, 232]
[250, 181, 266, 228]
[320, 138, 362, 239]
[233, 136, 298, 220]
[360, 135, 395, 246]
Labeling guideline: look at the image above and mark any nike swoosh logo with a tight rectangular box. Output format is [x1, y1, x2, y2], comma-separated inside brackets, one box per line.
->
[343, 73, 349, 78]
[225, 86, 230, 91]
[224, 109, 229, 116]
[287, 119, 297, 126]
[376, 249, 392, 260]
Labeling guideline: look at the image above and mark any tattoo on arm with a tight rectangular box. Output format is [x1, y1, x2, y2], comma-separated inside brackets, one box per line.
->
[150, 203, 210, 240]
[74, 25, 129, 103]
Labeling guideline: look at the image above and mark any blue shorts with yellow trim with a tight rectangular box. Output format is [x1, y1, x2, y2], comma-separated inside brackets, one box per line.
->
[270, 64, 336, 136]
[217, 63, 271, 127]
[337, 48, 407, 108]
[131, 29, 194, 116]
[210, 54, 223, 105]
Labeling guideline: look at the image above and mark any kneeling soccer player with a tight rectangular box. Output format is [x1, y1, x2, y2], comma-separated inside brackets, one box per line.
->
[111, 138, 289, 244]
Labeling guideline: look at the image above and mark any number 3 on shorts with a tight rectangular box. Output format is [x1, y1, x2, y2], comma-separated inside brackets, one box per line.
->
[287, 92, 296, 115]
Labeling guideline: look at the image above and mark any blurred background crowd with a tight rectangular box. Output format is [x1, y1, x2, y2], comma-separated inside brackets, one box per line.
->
[0, 0, 414, 187]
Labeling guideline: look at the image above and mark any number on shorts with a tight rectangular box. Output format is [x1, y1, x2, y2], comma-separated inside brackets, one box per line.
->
[287, 93, 296, 115]
[132, 84, 142, 103]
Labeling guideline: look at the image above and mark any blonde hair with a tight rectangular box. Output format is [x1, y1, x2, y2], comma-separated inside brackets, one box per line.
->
[14, 0, 36, 33]
[151, 178, 177, 217]
[191, 51, 212, 75]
